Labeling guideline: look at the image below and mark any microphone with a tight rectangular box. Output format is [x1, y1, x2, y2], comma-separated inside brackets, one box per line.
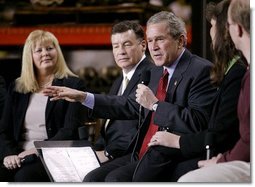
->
[131, 70, 151, 162]
[138, 70, 151, 125]
[205, 132, 214, 160]
[140, 70, 151, 85]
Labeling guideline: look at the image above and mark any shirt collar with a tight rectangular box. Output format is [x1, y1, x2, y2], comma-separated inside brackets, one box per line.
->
[164, 48, 185, 75]
[122, 54, 146, 80]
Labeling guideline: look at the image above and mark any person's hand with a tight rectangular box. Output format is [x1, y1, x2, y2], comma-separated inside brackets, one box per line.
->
[197, 153, 223, 168]
[43, 86, 86, 103]
[148, 131, 180, 149]
[95, 151, 109, 163]
[3, 155, 22, 169]
[135, 84, 158, 110]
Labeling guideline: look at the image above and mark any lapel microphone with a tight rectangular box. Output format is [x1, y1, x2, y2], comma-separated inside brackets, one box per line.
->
[205, 132, 214, 160]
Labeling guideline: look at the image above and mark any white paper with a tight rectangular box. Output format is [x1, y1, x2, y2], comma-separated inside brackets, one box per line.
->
[42, 147, 100, 182]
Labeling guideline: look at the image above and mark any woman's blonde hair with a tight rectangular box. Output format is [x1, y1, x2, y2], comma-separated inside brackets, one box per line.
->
[15, 30, 77, 93]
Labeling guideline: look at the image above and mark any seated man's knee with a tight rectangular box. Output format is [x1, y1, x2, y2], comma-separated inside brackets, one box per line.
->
[83, 169, 105, 182]
[105, 169, 132, 182]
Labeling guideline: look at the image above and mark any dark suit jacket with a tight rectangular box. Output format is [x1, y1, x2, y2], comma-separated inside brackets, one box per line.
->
[94, 58, 154, 158]
[180, 62, 247, 158]
[0, 76, 88, 160]
[0, 76, 6, 120]
[92, 49, 216, 159]
[168, 60, 248, 181]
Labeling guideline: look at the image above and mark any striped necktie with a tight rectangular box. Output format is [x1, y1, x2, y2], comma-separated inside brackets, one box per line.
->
[122, 76, 129, 95]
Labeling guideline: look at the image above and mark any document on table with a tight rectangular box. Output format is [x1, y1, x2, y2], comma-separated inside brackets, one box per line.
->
[41, 147, 100, 182]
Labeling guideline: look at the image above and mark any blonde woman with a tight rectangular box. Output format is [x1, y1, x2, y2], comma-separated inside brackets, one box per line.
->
[0, 30, 87, 181]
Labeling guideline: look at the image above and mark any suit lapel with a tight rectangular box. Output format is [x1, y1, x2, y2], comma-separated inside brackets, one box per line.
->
[123, 58, 151, 96]
[166, 50, 191, 102]
[143, 50, 191, 116]
[45, 78, 60, 123]
[16, 93, 30, 138]
[105, 57, 153, 131]
[109, 76, 122, 95]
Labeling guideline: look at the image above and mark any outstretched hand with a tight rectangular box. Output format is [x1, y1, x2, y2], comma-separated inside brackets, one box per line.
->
[43, 86, 86, 103]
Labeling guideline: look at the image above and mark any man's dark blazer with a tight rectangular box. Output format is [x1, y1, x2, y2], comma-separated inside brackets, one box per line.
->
[0, 77, 87, 160]
[169, 61, 247, 181]
[85, 49, 216, 182]
[92, 49, 216, 158]
[94, 57, 154, 158]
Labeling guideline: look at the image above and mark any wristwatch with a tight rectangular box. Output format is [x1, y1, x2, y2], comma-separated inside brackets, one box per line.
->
[104, 150, 114, 160]
[152, 101, 159, 112]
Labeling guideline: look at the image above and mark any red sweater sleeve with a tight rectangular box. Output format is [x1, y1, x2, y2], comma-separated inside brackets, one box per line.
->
[218, 70, 250, 163]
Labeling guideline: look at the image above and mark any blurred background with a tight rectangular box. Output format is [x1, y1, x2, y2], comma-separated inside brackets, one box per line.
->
[0, 0, 218, 93]
[0, 0, 222, 142]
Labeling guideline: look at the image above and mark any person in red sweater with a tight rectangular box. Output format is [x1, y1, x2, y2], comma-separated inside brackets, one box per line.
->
[177, 0, 250, 182]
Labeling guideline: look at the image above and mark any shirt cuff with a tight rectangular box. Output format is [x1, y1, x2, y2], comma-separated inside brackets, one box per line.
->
[81, 92, 94, 109]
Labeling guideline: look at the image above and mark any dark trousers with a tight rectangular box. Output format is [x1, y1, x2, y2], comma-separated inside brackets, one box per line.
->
[84, 154, 137, 182]
[84, 146, 183, 182]
[132, 146, 182, 182]
[0, 157, 50, 182]
[169, 157, 200, 181]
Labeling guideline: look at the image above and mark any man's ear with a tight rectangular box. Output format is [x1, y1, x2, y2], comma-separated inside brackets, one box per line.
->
[178, 35, 185, 48]
[237, 24, 243, 37]
[141, 40, 147, 52]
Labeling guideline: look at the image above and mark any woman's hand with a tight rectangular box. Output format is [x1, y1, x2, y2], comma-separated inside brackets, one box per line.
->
[197, 153, 223, 168]
[3, 155, 22, 170]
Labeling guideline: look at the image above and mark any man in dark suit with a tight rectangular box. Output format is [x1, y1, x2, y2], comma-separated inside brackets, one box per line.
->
[93, 20, 153, 163]
[43, 11, 216, 181]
